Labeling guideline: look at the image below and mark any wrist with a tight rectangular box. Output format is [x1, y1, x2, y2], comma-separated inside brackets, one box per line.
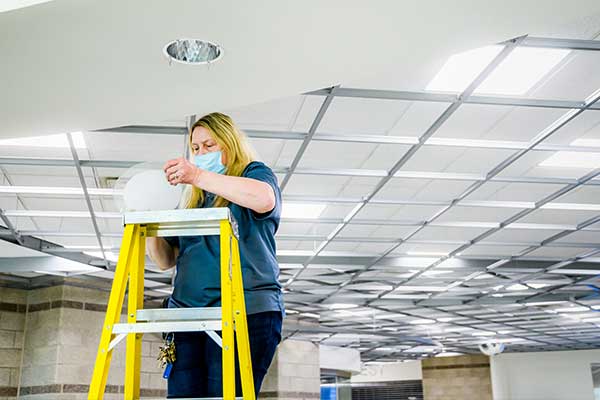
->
[192, 167, 206, 188]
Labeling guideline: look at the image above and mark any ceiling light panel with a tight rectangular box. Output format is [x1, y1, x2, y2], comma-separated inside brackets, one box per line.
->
[477, 47, 570, 95]
[0, 131, 86, 149]
[0, 143, 86, 160]
[427, 45, 569, 95]
[338, 224, 414, 239]
[498, 150, 588, 180]
[539, 151, 600, 169]
[390, 243, 461, 257]
[316, 97, 413, 135]
[281, 202, 326, 219]
[277, 221, 338, 236]
[355, 204, 443, 221]
[426, 45, 503, 93]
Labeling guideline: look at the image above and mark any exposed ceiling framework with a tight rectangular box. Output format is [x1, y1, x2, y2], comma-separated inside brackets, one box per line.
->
[3, 35, 600, 362]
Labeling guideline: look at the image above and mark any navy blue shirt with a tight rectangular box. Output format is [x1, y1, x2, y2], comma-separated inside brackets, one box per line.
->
[166, 161, 284, 315]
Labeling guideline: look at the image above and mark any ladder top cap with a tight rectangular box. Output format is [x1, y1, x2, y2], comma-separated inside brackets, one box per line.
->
[123, 207, 232, 225]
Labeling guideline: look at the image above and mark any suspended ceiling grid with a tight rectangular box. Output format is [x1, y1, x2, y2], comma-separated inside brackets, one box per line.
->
[2, 36, 600, 361]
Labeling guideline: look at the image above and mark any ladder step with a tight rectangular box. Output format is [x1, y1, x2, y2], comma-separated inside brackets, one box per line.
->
[170, 397, 243, 399]
[112, 320, 221, 334]
[138, 307, 222, 322]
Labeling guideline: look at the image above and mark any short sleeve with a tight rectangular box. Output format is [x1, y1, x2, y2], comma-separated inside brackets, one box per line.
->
[242, 162, 282, 220]
[163, 236, 179, 248]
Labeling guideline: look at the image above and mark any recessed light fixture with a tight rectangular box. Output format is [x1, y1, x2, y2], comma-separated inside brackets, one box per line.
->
[426, 45, 569, 95]
[163, 39, 223, 65]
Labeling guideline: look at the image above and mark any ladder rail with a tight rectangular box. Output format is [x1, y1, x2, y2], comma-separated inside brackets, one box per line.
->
[88, 208, 253, 400]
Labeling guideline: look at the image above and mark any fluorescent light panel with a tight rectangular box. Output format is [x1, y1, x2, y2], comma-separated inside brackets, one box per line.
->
[281, 202, 326, 219]
[395, 285, 447, 292]
[0, 186, 120, 196]
[539, 151, 600, 168]
[3, 210, 121, 218]
[427, 46, 569, 95]
[0, 132, 86, 148]
[571, 138, 600, 148]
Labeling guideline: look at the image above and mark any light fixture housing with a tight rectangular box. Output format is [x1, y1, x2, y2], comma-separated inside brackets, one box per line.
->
[163, 39, 223, 65]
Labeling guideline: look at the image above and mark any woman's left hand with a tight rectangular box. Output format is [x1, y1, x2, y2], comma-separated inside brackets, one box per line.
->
[164, 157, 203, 186]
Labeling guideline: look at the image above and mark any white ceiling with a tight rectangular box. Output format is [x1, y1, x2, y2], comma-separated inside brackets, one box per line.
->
[2, 1, 600, 140]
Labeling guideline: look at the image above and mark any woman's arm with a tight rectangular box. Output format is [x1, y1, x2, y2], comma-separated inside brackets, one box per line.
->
[164, 158, 276, 214]
[146, 237, 179, 271]
[195, 171, 275, 213]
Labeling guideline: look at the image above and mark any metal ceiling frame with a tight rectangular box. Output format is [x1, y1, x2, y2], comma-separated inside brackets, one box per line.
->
[2, 35, 600, 360]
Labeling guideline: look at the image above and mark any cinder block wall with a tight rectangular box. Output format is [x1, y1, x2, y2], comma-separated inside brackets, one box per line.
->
[17, 284, 166, 399]
[260, 339, 321, 400]
[1, 281, 322, 399]
[0, 287, 27, 400]
[421, 354, 492, 400]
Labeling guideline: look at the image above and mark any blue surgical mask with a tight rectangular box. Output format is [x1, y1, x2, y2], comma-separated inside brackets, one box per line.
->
[194, 151, 226, 174]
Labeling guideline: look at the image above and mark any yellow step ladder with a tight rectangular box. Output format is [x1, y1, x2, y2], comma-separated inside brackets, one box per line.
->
[88, 208, 255, 400]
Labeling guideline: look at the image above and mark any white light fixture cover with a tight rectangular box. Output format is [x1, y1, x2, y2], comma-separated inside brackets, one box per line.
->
[539, 151, 600, 168]
[0, 131, 86, 148]
[571, 138, 600, 148]
[281, 202, 326, 219]
[427, 45, 569, 95]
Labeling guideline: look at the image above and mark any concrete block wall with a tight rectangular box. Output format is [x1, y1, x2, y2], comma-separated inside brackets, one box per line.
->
[8, 282, 166, 399]
[0, 287, 27, 400]
[421, 354, 492, 400]
[1, 281, 323, 399]
[260, 339, 320, 400]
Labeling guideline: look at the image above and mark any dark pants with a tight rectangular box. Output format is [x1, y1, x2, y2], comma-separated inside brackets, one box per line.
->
[167, 311, 282, 398]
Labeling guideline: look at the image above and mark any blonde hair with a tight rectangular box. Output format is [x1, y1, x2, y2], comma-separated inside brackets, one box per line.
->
[181, 112, 255, 209]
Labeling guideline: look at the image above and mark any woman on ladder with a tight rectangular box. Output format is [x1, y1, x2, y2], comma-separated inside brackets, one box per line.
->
[146, 112, 284, 398]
